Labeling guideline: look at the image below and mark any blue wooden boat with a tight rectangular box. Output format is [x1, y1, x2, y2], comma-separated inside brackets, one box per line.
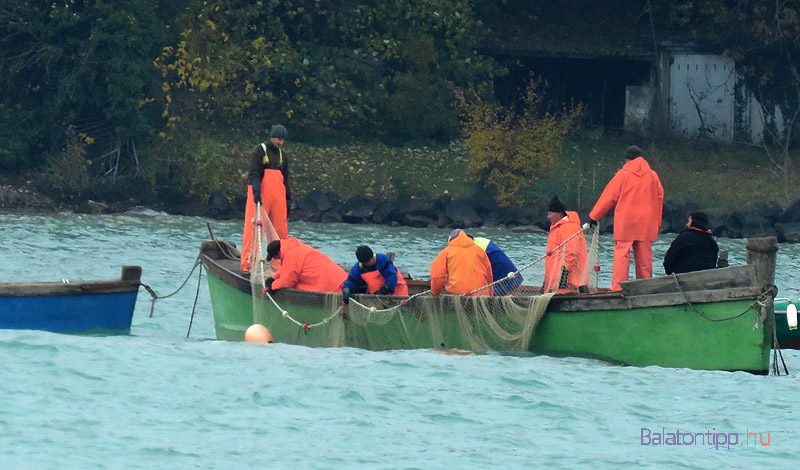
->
[0, 266, 142, 334]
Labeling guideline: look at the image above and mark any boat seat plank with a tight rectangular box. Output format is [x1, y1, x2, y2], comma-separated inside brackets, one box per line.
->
[619, 265, 756, 296]
[551, 286, 763, 312]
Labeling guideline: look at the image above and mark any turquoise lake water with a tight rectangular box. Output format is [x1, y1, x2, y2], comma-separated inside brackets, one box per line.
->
[1, 212, 798, 469]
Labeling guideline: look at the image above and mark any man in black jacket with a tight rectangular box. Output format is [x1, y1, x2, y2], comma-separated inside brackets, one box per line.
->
[663, 212, 719, 275]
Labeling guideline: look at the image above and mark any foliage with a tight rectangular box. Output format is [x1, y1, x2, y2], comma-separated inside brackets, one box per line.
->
[43, 129, 90, 199]
[461, 79, 582, 207]
[0, 1, 178, 171]
[153, 0, 500, 142]
[382, 35, 461, 141]
[178, 138, 240, 201]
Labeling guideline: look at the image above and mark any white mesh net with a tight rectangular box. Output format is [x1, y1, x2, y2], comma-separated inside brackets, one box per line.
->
[245, 212, 594, 352]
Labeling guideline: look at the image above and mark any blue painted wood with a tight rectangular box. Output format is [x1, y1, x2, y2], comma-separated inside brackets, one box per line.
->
[0, 291, 138, 333]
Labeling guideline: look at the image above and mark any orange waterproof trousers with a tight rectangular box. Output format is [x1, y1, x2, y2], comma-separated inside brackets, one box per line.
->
[241, 169, 288, 272]
[611, 240, 653, 291]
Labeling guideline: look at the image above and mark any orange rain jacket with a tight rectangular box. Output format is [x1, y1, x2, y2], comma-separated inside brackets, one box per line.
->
[429, 231, 493, 296]
[589, 156, 664, 241]
[545, 211, 588, 292]
[270, 238, 347, 293]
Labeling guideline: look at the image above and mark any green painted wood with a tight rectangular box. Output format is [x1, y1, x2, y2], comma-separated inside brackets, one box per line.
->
[206, 272, 253, 341]
[205, 267, 771, 372]
[531, 300, 771, 371]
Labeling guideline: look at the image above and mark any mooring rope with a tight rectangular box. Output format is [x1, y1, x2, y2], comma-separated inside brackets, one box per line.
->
[671, 274, 777, 323]
[139, 256, 202, 318]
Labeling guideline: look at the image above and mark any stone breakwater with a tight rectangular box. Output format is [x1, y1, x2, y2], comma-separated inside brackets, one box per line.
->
[6, 185, 800, 242]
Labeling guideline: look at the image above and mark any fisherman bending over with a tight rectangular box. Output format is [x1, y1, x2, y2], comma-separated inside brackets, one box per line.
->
[342, 245, 409, 304]
[264, 238, 346, 294]
[430, 229, 493, 296]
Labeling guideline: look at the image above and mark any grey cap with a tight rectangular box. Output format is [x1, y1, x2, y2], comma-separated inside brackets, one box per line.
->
[269, 124, 288, 139]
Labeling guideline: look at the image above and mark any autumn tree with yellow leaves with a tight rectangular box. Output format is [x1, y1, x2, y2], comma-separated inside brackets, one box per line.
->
[462, 79, 582, 207]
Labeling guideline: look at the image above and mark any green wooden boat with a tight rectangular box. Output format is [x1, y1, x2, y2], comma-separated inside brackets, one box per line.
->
[200, 237, 779, 374]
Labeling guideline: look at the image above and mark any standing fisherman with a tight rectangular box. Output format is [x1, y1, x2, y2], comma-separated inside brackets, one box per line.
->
[241, 124, 291, 273]
[545, 197, 588, 293]
[589, 146, 664, 291]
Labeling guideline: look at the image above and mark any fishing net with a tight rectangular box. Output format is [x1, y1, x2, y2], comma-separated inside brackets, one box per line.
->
[245, 211, 592, 352]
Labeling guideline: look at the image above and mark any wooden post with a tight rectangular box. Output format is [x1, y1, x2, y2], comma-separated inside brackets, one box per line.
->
[121, 266, 142, 282]
[746, 237, 777, 288]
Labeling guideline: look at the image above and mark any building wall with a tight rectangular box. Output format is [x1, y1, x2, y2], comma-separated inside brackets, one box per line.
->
[668, 53, 735, 141]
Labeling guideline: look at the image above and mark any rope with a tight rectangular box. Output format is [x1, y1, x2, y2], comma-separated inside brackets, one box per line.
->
[671, 274, 777, 323]
[264, 291, 343, 330]
[465, 224, 590, 296]
[588, 223, 600, 290]
[185, 263, 204, 338]
[207, 222, 239, 260]
[772, 320, 789, 376]
[260, 224, 592, 325]
[140, 256, 202, 318]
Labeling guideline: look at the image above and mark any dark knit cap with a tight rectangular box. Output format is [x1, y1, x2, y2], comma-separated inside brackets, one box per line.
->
[547, 196, 567, 213]
[625, 145, 643, 160]
[266, 240, 281, 261]
[269, 124, 288, 139]
[355, 245, 374, 263]
[689, 211, 709, 225]
[689, 211, 711, 231]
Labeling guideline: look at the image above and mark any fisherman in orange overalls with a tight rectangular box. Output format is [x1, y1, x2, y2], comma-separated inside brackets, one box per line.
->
[241, 124, 291, 272]
[263, 238, 347, 294]
[429, 229, 493, 296]
[589, 146, 664, 291]
[341, 245, 409, 304]
[544, 197, 588, 293]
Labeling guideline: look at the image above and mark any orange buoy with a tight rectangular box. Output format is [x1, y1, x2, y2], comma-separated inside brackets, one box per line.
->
[244, 324, 274, 343]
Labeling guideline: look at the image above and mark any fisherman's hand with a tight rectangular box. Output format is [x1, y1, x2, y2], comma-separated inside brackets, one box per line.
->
[342, 287, 352, 305]
[264, 276, 275, 293]
[372, 285, 391, 295]
[588, 218, 598, 228]
[251, 179, 262, 204]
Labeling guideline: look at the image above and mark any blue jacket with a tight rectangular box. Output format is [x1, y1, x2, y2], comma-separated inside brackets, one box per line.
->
[343, 253, 399, 293]
[473, 237, 523, 296]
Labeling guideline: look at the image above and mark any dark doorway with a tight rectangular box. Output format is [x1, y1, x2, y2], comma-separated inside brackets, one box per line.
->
[493, 56, 651, 133]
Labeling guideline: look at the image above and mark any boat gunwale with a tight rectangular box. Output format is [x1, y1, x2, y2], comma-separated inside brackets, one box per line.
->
[199, 240, 767, 313]
[0, 266, 142, 297]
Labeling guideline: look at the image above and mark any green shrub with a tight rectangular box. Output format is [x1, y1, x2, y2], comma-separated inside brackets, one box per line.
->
[44, 131, 90, 199]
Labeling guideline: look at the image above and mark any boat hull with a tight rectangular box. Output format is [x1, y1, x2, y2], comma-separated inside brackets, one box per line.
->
[0, 266, 141, 334]
[202, 242, 773, 373]
[531, 300, 770, 372]
[773, 299, 800, 349]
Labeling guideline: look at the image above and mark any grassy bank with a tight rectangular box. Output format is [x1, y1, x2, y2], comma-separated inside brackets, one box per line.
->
[286, 132, 798, 214]
[3, 131, 796, 216]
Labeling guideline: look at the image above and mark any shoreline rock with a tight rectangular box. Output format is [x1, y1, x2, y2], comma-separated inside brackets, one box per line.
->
[2, 184, 798, 243]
